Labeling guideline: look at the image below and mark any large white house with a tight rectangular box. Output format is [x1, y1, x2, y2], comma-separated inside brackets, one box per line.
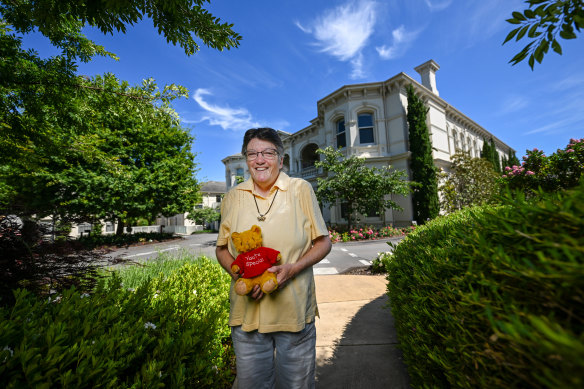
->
[222, 60, 513, 227]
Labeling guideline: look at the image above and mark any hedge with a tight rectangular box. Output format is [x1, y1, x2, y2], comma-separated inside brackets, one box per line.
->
[387, 183, 584, 388]
[0, 257, 234, 388]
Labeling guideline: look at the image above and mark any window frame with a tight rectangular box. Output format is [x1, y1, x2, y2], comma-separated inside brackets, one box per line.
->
[357, 113, 375, 145]
[336, 118, 347, 148]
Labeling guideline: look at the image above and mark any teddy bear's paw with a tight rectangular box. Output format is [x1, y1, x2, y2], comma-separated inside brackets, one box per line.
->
[261, 279, 278, 294]
[234, 279, 252, 296]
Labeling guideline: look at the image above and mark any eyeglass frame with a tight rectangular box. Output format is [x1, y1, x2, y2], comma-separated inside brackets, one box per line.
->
[244, 148, 280, 161]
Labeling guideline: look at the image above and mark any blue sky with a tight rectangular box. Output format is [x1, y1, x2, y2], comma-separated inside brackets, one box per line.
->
[23, 0, 584, 182]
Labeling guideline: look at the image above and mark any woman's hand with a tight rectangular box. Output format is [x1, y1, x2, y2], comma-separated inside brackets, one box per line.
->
[268, 263, 297, 289]
[250, 285, 264, 301]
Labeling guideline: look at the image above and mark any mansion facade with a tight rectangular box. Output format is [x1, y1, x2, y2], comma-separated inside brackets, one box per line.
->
[222, 60, 513, 227]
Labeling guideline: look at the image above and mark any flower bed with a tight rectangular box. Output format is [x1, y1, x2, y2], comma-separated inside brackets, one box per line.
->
[328, 225, 415, 243]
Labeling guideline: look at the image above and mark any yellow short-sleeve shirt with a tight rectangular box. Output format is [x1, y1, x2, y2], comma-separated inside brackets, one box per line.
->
[217, 172, 329, 333]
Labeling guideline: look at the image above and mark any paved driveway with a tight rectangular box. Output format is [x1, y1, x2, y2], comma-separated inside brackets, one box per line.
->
[105, 233, 404, 275]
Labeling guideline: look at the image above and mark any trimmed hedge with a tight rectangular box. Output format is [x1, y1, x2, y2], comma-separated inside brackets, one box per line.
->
[387, 183, 584, 388]
[78, 231, 176, 248]
[0, 257, 234, 388]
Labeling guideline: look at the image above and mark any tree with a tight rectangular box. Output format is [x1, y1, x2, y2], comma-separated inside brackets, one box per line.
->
[0, 0, 241, 61]
[187, 206, 220, 227]
[502, 149, 521, 170]
[481, 138, 502, 173]
[315, 147, 410, 231]
[502, 137, 584, 194]
[503, 0, 584, 69]
[0, 40, 201, 233]
[406, 85, 439, 224]
[439, 152, 500, 214]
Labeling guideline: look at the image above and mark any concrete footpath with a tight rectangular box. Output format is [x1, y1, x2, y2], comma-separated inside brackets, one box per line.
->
[314, 275, 411, 388]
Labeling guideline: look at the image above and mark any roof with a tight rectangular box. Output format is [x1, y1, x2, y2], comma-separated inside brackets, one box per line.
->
[201, 181, 226, 194]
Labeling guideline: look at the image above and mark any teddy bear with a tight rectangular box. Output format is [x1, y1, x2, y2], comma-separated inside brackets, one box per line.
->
[231, 224, 281, 296]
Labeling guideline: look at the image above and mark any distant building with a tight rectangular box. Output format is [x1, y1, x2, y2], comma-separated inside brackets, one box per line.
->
[156, 181, 226, 233]
[222, 60, 513, 227]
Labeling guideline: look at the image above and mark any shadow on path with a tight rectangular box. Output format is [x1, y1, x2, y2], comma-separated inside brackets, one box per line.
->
[316, 295, 411, 388]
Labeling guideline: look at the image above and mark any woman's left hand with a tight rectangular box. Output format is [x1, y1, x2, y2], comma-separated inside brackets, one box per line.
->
[268, 263, 297, 289]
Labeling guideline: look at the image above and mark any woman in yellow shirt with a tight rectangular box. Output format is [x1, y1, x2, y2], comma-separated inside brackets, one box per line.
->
[216, 128, 331, 388]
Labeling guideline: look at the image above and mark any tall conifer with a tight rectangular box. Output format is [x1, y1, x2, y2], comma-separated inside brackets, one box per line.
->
[490, 138, 501, 172]
[406, 85, 439, 224]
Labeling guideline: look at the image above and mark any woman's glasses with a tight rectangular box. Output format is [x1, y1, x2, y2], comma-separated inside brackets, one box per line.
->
[245, 149, 279, 161]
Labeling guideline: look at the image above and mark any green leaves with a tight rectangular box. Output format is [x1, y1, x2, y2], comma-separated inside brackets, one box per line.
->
[406, 85, 439, 224]
[0, 29, 201, 225]
[0, 257, 234, 388]
[503, 0, 583, 69]
[438, 151, 500, 214]
[0, 0, 242, 61]
[187, 206, 220, 225]
[387, 183, 584, 387]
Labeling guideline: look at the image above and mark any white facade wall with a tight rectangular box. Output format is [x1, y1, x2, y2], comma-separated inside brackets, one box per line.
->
[222, 61, 513, 227]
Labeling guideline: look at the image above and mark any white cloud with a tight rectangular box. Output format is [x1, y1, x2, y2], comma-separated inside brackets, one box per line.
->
[424, 0, 453, 12]
[350, 53, 365, 79]
[299, 0, 377, 78]
[294, 20, 311, 34]
[466, 1, 517, 43]
[523, 117, 577, 135]
[552, 74, 584, 91]
[498, 95, 529, 115]
[376, 25, 421, 60]
[192, 89, 261, 131]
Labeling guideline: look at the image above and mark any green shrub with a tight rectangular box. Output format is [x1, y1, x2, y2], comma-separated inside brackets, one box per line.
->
[371, 251, 393, 274]
[78, 231, 175, 249]
[387, 183, 584, 388]
[0, 257, 234, 388]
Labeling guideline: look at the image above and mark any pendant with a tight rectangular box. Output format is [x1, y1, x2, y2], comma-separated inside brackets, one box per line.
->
[257, 215, 266, 222]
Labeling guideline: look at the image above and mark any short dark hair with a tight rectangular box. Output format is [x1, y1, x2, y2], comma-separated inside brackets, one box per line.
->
[241, 128, 284, 156]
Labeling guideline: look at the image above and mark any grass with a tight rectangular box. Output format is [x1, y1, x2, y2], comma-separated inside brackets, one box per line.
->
[103, 250, 217, 288]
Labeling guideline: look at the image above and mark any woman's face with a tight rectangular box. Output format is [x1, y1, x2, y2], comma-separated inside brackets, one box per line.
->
[245, 138, 283, 191]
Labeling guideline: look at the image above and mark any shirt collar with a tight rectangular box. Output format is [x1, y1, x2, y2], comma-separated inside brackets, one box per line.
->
[237, 171, 290, 196]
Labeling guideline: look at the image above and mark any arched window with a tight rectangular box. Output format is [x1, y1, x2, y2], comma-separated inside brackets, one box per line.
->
[358, 113, 374, 144]
[336, 119, 346, 148]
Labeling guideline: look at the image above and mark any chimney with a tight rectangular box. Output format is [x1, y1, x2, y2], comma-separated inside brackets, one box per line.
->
[414, 60, 440, 95]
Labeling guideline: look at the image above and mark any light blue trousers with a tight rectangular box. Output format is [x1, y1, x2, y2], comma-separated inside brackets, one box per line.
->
[231, 322, 316, 389]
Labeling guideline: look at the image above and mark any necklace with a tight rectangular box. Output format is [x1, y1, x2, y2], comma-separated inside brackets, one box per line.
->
[253, 189, 278, 222]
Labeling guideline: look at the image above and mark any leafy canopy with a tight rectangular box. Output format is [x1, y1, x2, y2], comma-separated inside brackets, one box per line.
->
[0, 27, 201, 225]
[438, 151, 500, 214]
[187, 206, 220, 225]
[503, 0, 584, 69]
[315, 146, 410, 231]
[0, 0, 242, 61]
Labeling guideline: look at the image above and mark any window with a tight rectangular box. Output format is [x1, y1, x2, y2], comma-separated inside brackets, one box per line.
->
[336, 119, 346, 148]
[358, 113, 374, 144]
[236, 167, 244, 176]
[216, 195, 222, 203]
[365, 205, 380, 217]
[340, 202, 348, 220]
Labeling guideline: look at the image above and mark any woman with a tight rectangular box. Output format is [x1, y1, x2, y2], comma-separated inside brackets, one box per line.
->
[216, 127, 332, 389]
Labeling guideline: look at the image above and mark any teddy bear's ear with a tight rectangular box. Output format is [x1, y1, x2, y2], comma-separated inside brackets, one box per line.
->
[251, 225, 261, 234]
